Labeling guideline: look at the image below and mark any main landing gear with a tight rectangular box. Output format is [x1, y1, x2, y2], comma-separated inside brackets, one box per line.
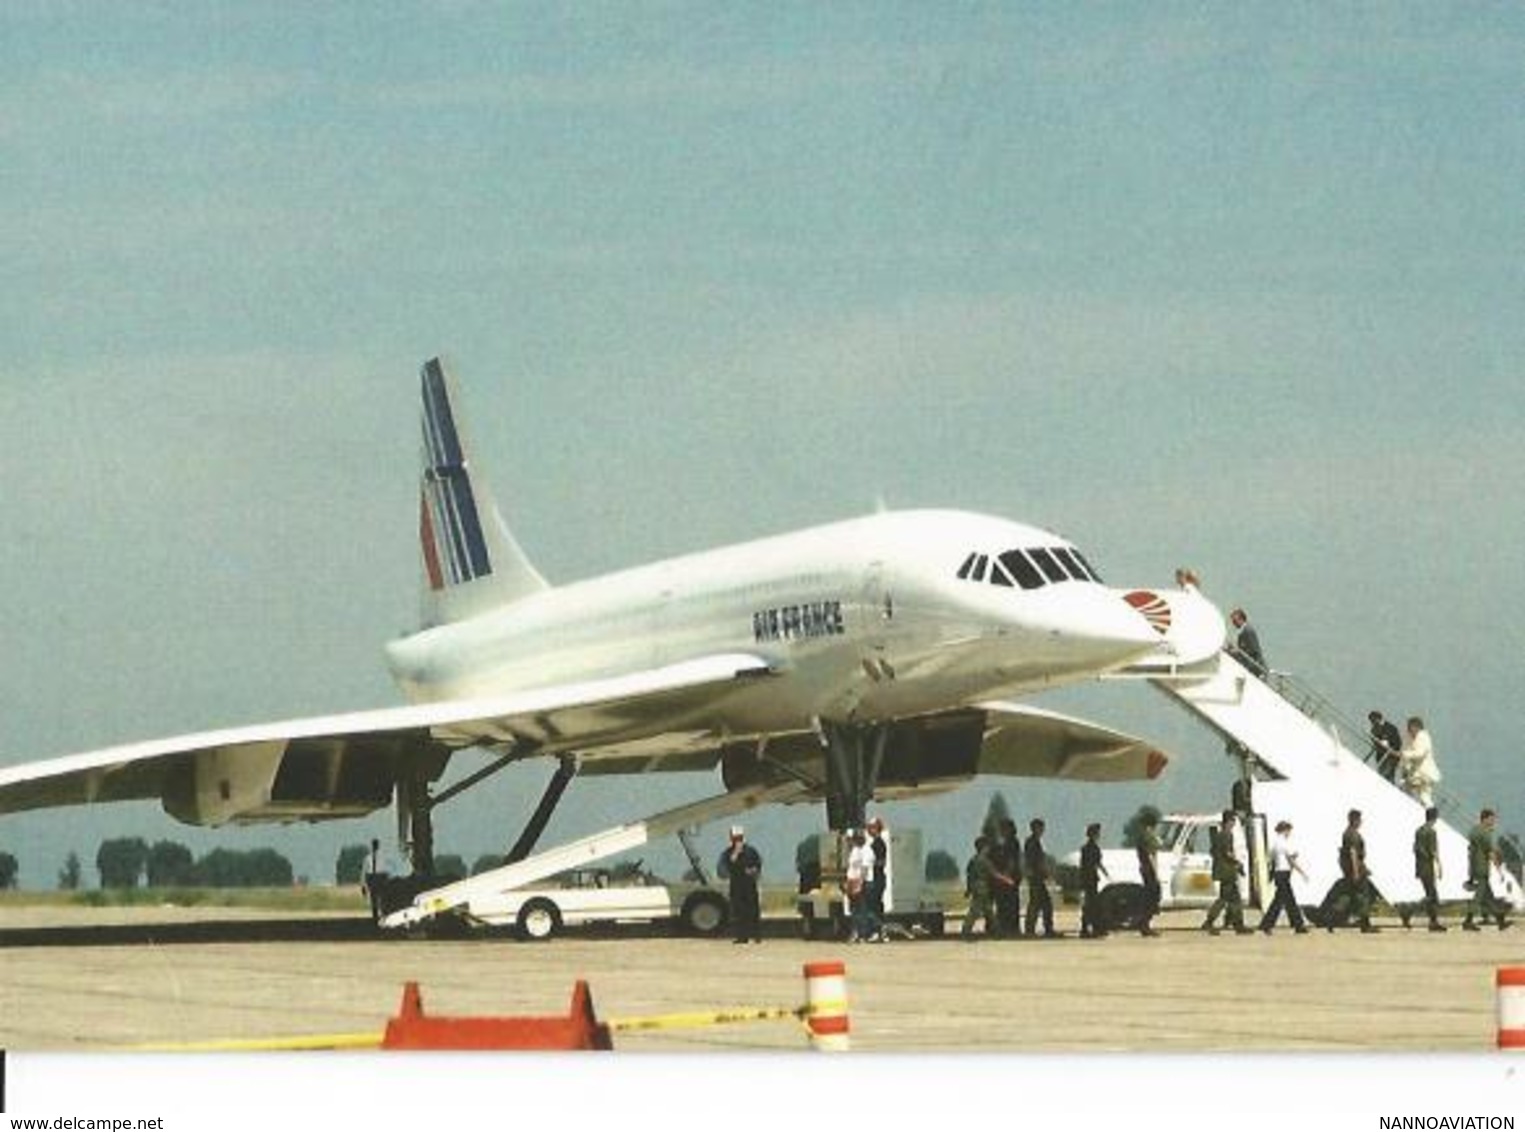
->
[375, 747, 577, 924]
[819, 719, 889, 831]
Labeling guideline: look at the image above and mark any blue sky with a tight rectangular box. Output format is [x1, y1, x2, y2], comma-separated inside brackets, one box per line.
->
[2, 4, 1523, 888]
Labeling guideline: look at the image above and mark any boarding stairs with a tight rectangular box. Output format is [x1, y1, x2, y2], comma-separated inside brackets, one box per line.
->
[380, 780, 806, 931]
[1141, 646, 1522, 912]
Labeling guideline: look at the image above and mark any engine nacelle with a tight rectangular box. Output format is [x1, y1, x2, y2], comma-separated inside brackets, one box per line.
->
[161, 736, 412, 825]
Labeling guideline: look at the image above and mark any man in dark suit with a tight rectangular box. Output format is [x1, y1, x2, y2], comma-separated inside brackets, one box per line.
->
[1368, 711, 1403, 783]
[1228, 608, 1267, 676]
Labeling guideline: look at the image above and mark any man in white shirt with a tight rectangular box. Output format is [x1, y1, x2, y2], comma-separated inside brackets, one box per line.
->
[1258, 820, 1309, 934]
[844, 829, 881, 942]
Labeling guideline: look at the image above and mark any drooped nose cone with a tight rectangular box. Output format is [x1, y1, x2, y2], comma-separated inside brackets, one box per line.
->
[1065, 588, 1163, 666]
[1014, 585, 1163, 676]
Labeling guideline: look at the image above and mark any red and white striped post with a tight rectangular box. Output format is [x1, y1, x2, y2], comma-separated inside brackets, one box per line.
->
[1496, 968, 1525, 1049]
[803, 960, 850, 1052]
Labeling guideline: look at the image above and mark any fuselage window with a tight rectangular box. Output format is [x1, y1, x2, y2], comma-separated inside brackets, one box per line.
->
[998, 549, 1045, 590]
[971, 554, 989, 582]
[1072, 550, 1103, 582]
[1051, 547, 1090, 582]
[989, 559, 1015, 587]
[1027, 547, 1068, 584]
[956, 552, 978, 580]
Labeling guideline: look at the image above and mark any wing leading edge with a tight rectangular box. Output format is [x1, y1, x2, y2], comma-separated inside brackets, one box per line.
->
[0, 662, 1165, 829]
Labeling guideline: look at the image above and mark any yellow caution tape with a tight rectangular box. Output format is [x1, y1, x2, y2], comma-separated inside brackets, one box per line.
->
[607, 1005, 804, 1034]
[132, 1031, 384, 1053]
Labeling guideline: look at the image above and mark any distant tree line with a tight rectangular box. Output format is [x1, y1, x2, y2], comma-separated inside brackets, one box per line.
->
[93, 838, 295, 889]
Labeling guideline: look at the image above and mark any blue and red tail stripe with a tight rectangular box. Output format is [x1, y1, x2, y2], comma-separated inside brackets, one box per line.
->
[420, 359, 492, 588]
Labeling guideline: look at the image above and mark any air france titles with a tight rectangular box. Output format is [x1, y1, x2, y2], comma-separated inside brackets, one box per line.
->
[753, 600, 845, 644]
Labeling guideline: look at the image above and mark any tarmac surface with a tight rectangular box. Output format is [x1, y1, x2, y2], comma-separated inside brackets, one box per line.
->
[1, 904, 1521, 1052]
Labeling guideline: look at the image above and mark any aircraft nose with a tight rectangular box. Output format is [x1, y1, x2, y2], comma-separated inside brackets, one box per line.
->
[1063, 589, 1163, 664]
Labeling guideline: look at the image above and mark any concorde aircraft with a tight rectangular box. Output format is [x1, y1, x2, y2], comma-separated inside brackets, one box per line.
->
[0, 358, 1222, 877]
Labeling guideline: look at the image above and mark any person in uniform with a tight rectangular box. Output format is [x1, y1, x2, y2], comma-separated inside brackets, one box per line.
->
[1078, 822, 1110, 939]
[961, 835, 1013, 941]
[1257, 820, 1309, 934]
[1023, 818, 1058, 938]
[1463, 808, 1511, 932]
[723, 825, 764, 943]
[1202, 810, 1252, 935]
[1411, 806, 1446, 932]
[1136, 812, 1163, 937]
[1336, 809, 1379, 933]
[991, 817, 1023, 937]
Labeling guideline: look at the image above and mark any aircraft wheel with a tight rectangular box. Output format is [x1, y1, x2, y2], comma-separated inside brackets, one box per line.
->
[1097, 883, 1147, 931]
[517, 897, 562, 941]
[680, 891, 729, 936]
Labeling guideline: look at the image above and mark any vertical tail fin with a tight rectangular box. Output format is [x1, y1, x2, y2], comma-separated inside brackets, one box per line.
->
[417, 357, 549, 626]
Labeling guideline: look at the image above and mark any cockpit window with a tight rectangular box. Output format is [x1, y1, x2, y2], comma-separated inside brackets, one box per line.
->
[998, 549, 1045, 590]
[1027, 547, 1068, 584]
[1051, 547, 1090, 582]
[1071, 550, 1102, 582]
[959, 545, 1102, 589]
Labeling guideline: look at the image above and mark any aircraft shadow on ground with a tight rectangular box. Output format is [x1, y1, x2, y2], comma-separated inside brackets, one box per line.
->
[0, 917, 754, 948]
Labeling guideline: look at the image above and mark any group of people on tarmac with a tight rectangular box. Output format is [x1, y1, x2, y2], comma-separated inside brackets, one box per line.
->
[956, 799, 1514, 940]
[842, 819, 890, 943]
[961, 816, 1093, 941]
[1404, 805, 1514, 933]
[1183, 802, 1512, 937]
[723, 817, 893, 944]
[727, 796, 1513, 943]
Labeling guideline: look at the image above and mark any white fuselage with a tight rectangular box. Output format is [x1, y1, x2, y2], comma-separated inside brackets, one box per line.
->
[383, 510, 1159, 742]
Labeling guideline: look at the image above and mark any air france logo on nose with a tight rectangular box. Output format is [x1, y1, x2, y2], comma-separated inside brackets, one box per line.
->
[753, 600, 845, 643]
